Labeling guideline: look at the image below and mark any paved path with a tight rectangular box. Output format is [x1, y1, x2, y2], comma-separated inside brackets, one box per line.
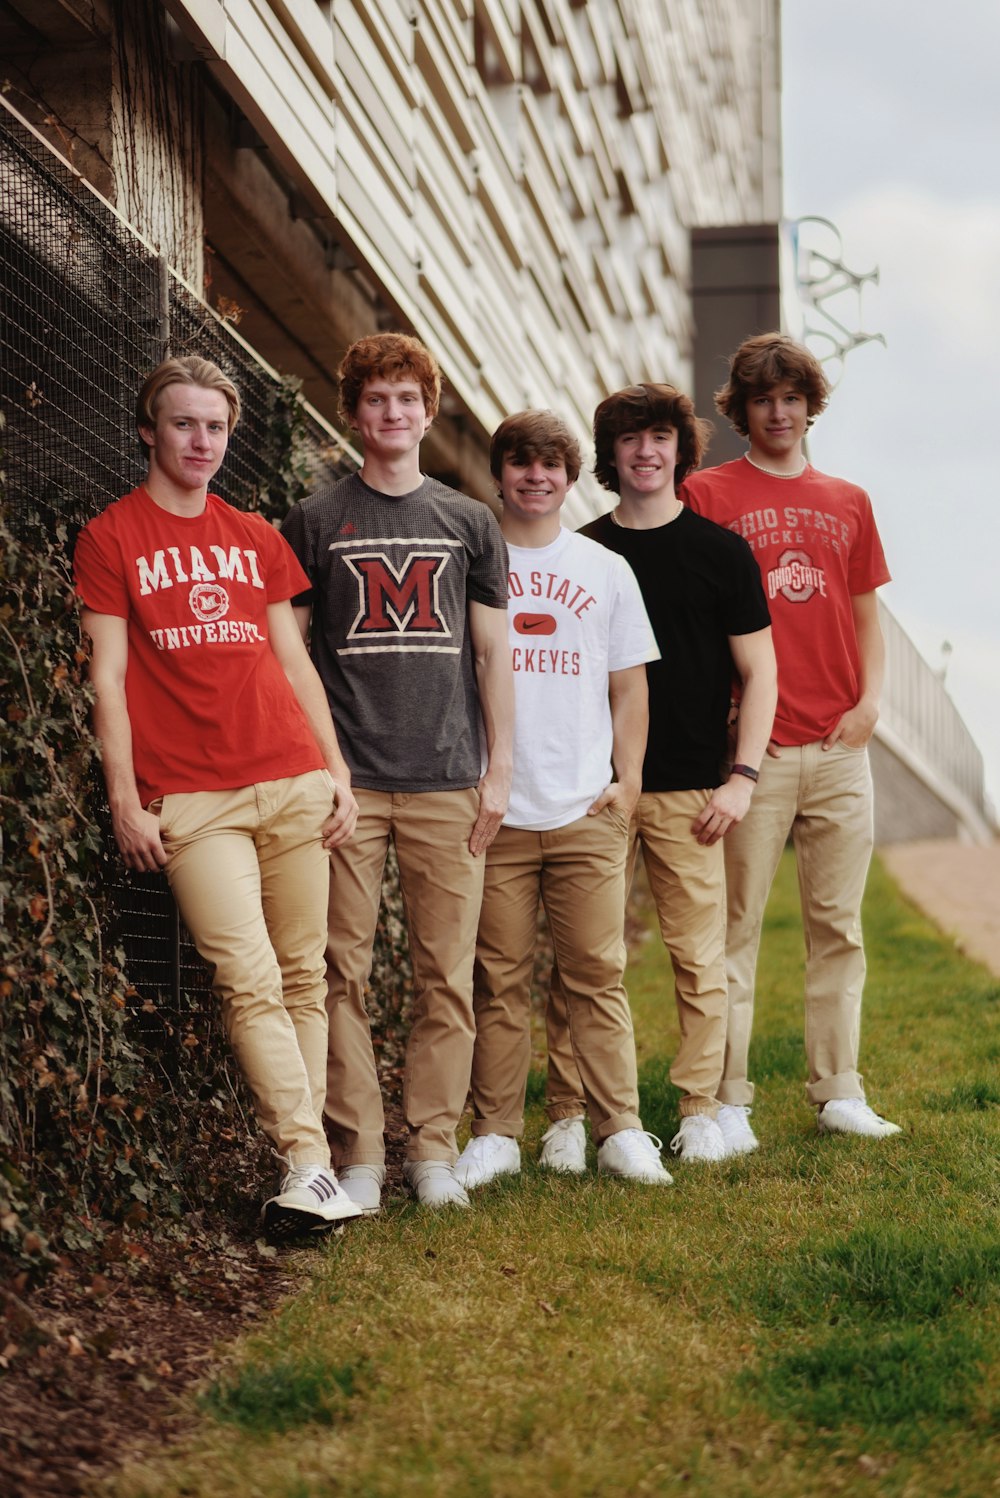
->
[879, 838, 1000, 978]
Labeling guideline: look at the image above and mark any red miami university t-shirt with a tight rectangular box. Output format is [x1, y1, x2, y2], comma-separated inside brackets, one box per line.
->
[74, 488, 324, 805]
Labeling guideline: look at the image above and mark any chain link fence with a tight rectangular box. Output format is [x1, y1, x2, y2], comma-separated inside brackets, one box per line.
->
[1, 97, 359, 1008]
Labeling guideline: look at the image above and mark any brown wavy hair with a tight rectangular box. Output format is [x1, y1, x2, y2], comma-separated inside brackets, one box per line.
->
[714, 333, 830, 436]
[135, 356, 241, 449]
[593, 383, 711, 492]
[338, 333, 442, 421]
[489, 410, 583, 487]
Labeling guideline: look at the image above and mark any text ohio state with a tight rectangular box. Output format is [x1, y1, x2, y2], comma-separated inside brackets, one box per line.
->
[724, 506, 851, 554]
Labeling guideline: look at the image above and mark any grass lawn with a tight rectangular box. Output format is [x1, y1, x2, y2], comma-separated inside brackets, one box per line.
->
[105, 851, 1000, 1498]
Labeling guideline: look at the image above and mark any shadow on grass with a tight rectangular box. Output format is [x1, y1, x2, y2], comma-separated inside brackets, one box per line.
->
[748, 1032, 806, 1083]
[747, 1225, 1000, 1326]
[752, 1323, 989, 1445]
[927, 1078, 1000, 1111]
[199, 1354, 369, 1433]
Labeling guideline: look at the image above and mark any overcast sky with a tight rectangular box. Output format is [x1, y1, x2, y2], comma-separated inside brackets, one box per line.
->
[781, 2, 1000, 813]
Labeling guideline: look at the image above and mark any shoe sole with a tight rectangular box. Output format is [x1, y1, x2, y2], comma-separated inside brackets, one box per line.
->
[719, 1138, 759, 1156]
[817, 1121, 902, 1138]
[456, 1165, 521, 1190]
[539, 1160, 587, 1175]
[261, 1201, 364, 1241]
[597, 1168, 674, 1186]
[409, 1193, 471, 1208]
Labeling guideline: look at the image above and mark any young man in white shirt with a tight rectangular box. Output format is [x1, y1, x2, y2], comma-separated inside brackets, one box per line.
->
[455, 410, 673, 1189]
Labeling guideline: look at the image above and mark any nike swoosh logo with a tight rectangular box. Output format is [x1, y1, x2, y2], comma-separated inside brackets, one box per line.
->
[514, 612, 557, 636]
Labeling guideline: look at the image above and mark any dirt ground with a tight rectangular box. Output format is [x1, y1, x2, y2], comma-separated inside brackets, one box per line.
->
[0, 1102, 410, 1498]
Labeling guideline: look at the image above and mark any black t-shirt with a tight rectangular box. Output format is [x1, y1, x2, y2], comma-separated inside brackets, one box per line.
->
[579, 508, 770, 791]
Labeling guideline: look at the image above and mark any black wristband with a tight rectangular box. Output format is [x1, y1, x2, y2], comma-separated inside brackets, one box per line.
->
[730, 763, 759, 783]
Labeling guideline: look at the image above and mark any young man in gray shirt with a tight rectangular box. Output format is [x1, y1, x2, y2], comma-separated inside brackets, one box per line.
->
[282, 333, 514, 1210]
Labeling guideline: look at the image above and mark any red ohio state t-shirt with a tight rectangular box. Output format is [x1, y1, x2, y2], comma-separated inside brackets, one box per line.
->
[74, 488, 324, 805]
[683, 459, 891, 746]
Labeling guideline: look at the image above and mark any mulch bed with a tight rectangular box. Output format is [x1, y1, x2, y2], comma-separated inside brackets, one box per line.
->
[0, 1099, 410, 1497]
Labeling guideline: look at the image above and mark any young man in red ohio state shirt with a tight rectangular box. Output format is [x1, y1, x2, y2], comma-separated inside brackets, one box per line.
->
[75, 356, 363, 1239]
[683, 332, 902, 1150]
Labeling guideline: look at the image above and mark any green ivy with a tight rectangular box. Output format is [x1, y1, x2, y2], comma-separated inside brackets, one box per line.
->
[0, 491, 146, 1264]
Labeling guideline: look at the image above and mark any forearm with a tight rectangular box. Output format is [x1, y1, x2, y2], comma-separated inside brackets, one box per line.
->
[609, 673, 648, 799]
[733, 665, 777, 769]
[284, 658, 353, 785]
[475, 641, 514, 783]
[855, 605, 886, 711]
[91, 683, 145, 818]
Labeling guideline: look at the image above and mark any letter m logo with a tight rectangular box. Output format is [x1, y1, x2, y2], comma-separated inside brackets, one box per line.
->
[345, 550, 451, 639]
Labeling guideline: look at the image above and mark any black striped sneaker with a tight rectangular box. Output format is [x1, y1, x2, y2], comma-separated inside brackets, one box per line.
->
[261, 1165, 364, 1240]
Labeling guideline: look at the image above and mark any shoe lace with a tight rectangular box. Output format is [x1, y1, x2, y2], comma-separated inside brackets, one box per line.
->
[543, 1119, 582, 1151]
[613, 1129, 663, 1163]
[468, 1135, 503, 1160]
[281, 1163, 332, 1193]
[668, 1116, 706, 1153]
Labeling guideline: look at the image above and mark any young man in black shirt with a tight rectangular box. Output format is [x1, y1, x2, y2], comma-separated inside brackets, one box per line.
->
[544, 384, 776, 1166]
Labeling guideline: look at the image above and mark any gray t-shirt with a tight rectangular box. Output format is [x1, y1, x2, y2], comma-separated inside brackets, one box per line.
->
[281, 472, 508, 792]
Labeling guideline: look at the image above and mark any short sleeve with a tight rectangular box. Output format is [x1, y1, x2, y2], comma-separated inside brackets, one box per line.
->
[847, 493, 891, 595]
[252, 515, 312, 604]
[279, 502, 315, 608]
[466, 508, 509, 608]
[608, 559, 660, 670]
[721, 537, 771, 637]
[73, 518, 130, 617]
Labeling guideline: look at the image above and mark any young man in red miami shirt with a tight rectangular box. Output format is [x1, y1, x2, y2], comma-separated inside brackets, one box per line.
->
[75, 356, 363, 1238]
[683, 332, 902, 1149]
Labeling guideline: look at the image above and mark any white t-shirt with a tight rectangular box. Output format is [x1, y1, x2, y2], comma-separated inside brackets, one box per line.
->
[502, 527, 659, 830]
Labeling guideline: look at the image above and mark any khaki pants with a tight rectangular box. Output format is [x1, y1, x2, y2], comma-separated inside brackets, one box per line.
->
[720, 740, 873, 1108]
[156, 771, 334, 1168]
[472, 808, 641, 1144]
[324, 787, 484, 1166]
[546, 790, 726, 1121]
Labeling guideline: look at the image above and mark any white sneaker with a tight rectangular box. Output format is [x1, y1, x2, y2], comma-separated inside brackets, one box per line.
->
[403, 1160, 471, 1208]
[818, 1099, 902, 1138]
[716, 1103, 759, 1156]
[338, 1164, 386, 1214]
[261, 1165, 364, 1239]
[454, 1134, 521, 1189]
[669, 1114, 727, 1163]
[538, 1117, 587, 1175]
[597, 1129, 673, 1185]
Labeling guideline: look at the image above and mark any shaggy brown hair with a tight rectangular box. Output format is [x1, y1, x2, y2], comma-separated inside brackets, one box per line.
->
[135, 357, 241, 448]
[714, 332, 830, 436]
[489, 410, 583, 487]
[593, 384, 711, 492]
[338, 333, 442, 422]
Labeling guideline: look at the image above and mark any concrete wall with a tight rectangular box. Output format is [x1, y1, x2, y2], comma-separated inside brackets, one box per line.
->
[0, 0, 781, 503]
